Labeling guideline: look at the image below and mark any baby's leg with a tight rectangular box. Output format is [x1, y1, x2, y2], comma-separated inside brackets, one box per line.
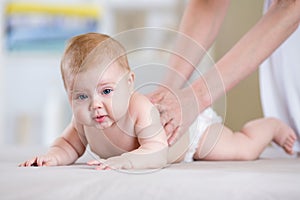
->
[194, 118, 296, 161]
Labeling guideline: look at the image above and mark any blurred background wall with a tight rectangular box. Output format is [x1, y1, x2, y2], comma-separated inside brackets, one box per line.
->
[0, 0, 264, 146]
[214, 0, 264, 130]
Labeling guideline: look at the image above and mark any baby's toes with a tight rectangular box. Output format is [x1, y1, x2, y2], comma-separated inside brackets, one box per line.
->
[283, 143, 294, 155]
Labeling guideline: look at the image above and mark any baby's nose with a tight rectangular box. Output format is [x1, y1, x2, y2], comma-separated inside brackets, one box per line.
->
[91, 96, 103, 109]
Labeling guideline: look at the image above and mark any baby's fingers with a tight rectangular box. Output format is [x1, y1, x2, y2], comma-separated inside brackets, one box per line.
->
[95, 164, 111, 170]
[87, 159, 106, 166]
[18, 161, 26, 167]
[19, 157, 38, 167]
[87, 160, 101, 166]
[18, 162, 26, 167]
[36, 157, 49, 166]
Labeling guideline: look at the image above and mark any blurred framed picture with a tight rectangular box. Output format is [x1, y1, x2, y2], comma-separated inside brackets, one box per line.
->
[5, 2, 101, 51]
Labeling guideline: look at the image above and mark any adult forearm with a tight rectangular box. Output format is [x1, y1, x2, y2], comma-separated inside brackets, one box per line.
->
[164, 0, 230, 89]
[191, 0, 300, 111]
[218, 0, 299, 92]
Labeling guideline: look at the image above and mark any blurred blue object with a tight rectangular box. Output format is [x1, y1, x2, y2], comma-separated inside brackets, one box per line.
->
[5, 2, 101, 51]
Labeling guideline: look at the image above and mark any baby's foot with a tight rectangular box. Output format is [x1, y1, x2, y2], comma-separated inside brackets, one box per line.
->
[273, 120, 297, 155]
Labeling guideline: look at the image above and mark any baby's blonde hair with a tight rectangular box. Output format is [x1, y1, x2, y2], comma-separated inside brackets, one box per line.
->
[60, 32, 130, 90]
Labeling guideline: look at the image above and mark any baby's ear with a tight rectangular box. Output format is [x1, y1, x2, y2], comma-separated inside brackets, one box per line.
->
[128, 71, 135, 87]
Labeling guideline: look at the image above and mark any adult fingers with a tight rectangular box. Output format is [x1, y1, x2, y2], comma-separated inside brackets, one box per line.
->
[147, 88, 167, 103]
[156, 104, 169, 127]
[164, 119, 176, 137]
[167, 126, 180, 146]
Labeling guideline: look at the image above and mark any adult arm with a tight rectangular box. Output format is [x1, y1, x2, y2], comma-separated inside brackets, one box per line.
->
[154, 0, 300, 145]
[157, 0, 230, 90]
[195, 0, 300, 108]
[149, 0, 229, 142]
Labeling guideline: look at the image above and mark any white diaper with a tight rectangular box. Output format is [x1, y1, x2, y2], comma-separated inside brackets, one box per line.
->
[183, 107, 222, 162]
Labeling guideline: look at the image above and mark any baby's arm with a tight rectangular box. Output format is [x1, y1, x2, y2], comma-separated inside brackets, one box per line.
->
[122, 121, 169, 169]
[19, 120, 87, 167]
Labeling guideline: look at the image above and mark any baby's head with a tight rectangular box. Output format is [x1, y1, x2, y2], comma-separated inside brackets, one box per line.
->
[61, 33, 135, 129]
[60, 32, 130, 92]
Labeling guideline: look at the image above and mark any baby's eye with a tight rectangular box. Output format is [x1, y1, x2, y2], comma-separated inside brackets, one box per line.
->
[77, 94, 88, 100]
[102, 88, 113, 95]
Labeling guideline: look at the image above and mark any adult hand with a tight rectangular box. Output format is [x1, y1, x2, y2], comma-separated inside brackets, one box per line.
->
[148, 86, 201, 146]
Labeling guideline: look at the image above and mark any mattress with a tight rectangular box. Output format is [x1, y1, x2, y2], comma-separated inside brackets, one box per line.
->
[0, 145, 299, 200]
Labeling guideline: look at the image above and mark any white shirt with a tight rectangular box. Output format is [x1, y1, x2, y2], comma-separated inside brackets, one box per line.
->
[260, 0, 300, 152]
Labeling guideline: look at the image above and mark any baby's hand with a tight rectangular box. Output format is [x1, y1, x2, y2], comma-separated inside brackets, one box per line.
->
[87, 156, 132, 170]
[19, 155, 58, 167]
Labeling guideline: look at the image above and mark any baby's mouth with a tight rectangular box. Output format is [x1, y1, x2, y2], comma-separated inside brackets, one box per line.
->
[94, 115, 107, 123]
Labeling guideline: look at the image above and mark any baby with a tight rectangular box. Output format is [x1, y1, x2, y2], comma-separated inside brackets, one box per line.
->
[20, 33, 296, 170]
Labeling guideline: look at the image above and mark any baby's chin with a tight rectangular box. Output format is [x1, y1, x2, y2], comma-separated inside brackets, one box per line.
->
[94, 121, 114, 130]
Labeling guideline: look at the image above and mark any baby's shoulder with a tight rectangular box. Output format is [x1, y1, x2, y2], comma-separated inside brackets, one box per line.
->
[129, 92, 160, 125]
[129, 92, 155, 112]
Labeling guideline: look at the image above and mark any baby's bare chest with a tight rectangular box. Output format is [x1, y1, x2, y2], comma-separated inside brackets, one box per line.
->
[84, 125, 140, 159]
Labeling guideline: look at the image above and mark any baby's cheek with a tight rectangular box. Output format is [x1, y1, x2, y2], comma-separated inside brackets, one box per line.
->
[73, 106, 89, 124]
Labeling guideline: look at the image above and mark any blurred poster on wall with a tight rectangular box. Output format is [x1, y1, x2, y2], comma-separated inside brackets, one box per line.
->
[5, 2, 101, 51]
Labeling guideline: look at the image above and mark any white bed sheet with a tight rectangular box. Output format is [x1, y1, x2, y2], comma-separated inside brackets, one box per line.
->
[1, 146, 300, 200]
